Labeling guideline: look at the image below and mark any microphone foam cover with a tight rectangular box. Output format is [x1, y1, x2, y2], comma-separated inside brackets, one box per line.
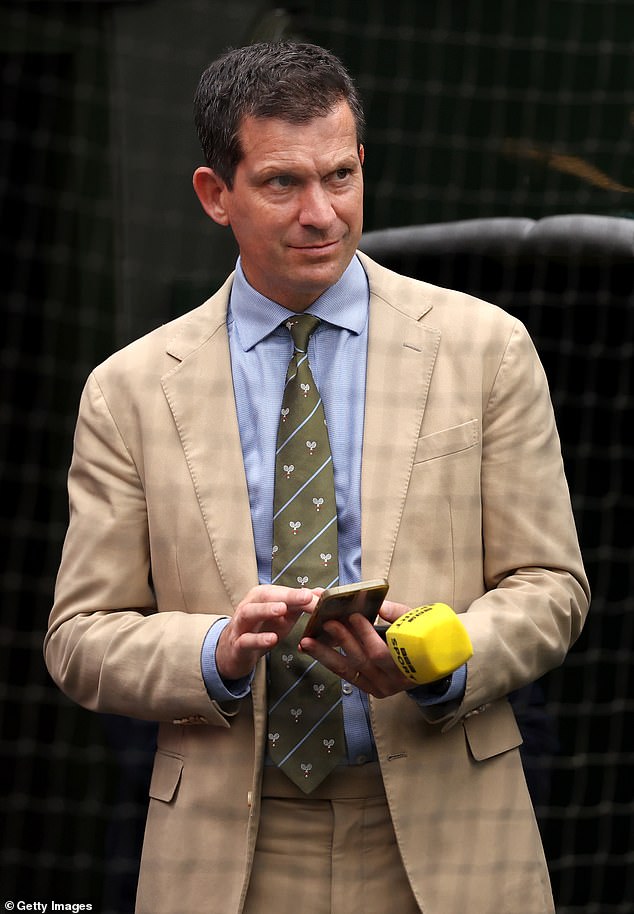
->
[386, 603, 473, 685]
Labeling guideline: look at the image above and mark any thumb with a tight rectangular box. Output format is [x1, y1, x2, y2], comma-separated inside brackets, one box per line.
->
[378, 600, 411, 624]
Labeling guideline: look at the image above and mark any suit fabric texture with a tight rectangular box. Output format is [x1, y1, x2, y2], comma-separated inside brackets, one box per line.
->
[45, 253, 589, 914]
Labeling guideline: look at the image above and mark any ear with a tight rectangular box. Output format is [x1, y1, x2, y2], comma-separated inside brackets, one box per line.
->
[359, 144, 365, 166]
[192, 166, 231, 226]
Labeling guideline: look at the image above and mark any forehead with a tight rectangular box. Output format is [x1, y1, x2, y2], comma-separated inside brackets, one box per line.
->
[237, 102, 359, 172]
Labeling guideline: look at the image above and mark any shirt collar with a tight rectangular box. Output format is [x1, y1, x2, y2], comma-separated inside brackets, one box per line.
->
[229, 255, 369, 352]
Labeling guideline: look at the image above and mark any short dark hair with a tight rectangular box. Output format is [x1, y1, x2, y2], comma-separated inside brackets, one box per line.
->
[194, 41, 365, 188]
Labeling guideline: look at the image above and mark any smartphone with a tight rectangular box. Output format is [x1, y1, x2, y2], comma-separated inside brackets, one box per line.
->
[303, 579, 389, 639]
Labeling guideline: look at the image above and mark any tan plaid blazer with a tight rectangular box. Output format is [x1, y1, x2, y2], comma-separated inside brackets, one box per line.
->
[46, 253, 589, 914]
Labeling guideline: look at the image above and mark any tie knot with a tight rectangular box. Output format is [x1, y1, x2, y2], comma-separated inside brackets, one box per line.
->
[285, 314, 320, 352]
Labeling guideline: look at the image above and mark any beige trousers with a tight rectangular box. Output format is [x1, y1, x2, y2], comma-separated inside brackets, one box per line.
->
[243, 765, 421, 914]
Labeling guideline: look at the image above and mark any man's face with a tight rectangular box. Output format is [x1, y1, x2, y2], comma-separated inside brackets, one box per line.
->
[213, 101, 364, 312]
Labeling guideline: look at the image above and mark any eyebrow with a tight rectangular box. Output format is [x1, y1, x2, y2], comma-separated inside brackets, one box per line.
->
[254, 153, 361, 181]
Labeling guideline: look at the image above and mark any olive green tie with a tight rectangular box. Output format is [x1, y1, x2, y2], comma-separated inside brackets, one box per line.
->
[267, 314, 346, 792]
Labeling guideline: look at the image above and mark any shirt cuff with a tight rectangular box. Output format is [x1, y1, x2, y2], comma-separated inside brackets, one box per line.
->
[406, 663, 467, 707]
[201, 618, 254, 701]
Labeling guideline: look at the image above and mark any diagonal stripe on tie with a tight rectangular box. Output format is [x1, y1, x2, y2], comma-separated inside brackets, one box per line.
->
[273, 457, 333, 518]
[269, 658, 319, 712]
[277, 698, 344, 766]
[276, 400, 324, 451]
[270, 515, 338, 584]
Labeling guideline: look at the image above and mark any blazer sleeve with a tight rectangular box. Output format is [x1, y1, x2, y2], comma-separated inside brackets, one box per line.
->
[459, 319, 590, 717]
[44, 372, 236, 726]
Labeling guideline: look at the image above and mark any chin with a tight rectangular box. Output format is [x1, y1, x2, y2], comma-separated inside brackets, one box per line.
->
[299, 259, 349, 290]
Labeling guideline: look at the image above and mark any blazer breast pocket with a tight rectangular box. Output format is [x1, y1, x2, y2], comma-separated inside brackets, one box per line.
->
[414, 418, 480, 465]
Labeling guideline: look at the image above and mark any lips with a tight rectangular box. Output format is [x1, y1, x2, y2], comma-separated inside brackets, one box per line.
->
[289, 239, 340, 252]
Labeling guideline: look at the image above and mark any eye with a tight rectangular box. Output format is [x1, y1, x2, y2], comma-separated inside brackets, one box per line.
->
[333, 168, 353, 181]
[269, 174, 295, 188]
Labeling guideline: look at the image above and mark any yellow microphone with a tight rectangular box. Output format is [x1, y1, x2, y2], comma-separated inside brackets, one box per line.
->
[377, 603, 473, 685]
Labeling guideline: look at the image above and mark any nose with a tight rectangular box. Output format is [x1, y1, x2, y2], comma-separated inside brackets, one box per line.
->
[298, 182, 336, 231]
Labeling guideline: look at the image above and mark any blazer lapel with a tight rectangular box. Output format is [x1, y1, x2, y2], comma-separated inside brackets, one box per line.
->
[159, 256, 440, 605]
[359, 254, 441, 581]
[161, 278, 259, 609]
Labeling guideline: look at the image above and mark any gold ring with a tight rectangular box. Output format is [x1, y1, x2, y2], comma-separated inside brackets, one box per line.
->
[353, 671, 361, 683]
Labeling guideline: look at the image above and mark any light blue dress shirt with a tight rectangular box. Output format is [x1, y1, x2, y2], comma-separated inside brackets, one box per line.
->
[201, 255, 465, 764]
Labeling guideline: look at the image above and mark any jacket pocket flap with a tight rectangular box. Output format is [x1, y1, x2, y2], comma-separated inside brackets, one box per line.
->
[415, 419, 480, 464]
[149, 751, 184, 802]
[463, 699, 523, 761]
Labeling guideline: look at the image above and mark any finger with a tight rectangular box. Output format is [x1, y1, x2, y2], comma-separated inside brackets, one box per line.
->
[323, 615, 386, 667]
[345, 613, 395, 669]
[321, 618, 369, 667]
[377, 600, 412, 624]
[331, 615, 413, 693]
[243, 584, 315, 610]
[235, 588, 315, 634]
[298, 634, 348, 679]
[217, 588, 316, 681]
[232, 630, 278, 653]
[300, 633, 411, 697]
[216, 623, 271, 681]
[231, 599, 288, 636]
[300, 619, 372, 681]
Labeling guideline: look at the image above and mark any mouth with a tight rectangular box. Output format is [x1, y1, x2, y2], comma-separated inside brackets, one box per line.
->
[289, 239, 341, 253]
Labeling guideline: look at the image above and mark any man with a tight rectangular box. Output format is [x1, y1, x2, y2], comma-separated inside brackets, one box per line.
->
[45, 42, 589, 914]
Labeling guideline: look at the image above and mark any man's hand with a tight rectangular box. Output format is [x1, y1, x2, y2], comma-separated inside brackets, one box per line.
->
[299, 600, 414, 698]
[216, 585, 317, 681]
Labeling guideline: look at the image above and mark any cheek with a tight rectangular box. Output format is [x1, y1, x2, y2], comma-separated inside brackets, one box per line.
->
[242, 208, 288, 247]
[230, 209, 280, 256]
[339, 193, 363, 231]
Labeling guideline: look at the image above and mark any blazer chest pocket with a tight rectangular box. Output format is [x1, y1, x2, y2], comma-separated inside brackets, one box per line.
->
[149, 750, 184, 803]
[414, 418, 480, 464]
